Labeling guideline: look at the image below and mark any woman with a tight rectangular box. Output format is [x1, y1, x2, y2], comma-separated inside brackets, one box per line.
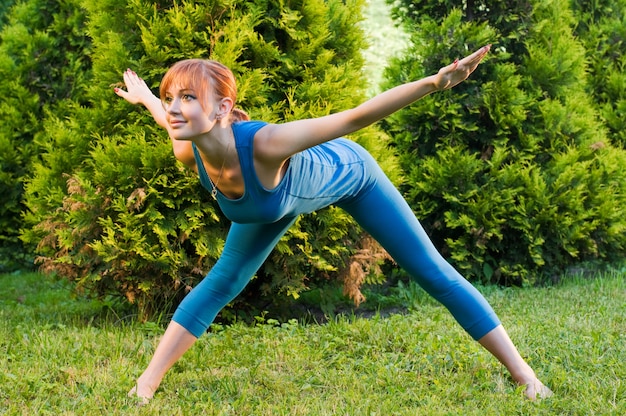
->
[115, 45, 552, 402]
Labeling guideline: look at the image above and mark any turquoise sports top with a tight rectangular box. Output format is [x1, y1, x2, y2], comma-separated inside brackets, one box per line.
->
[179, 121, 501, 341]
[192, 120, 372, 224]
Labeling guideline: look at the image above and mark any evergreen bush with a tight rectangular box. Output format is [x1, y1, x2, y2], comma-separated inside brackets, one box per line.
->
[571, 0, 626, 147]
[0, 0, 16, 24]
[383, 0, 626, 285]
[22, 0, 399, 319]
[0, 0, 90, 271]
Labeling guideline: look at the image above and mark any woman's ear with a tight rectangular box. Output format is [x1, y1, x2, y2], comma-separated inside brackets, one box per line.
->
[217, 97, 234, 119]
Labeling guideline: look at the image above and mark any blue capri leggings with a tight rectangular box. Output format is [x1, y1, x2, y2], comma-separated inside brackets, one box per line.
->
[172, 164, 500, 341]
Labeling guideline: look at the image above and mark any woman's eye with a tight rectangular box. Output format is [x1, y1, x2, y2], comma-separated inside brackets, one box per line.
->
[163, 97, 173, 104]
[182, 94, 196, 101]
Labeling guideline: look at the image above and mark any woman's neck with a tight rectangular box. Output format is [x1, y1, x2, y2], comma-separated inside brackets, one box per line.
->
[194, 123, 245, 199]
[193, 124, 235, 168]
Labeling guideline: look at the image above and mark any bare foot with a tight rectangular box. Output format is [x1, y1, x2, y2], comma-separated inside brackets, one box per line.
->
[128, 383, 155, 405]
[523, 378, 553, 400]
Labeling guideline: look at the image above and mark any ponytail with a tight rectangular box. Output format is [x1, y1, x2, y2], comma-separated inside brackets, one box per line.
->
[230, 108, 250, 122]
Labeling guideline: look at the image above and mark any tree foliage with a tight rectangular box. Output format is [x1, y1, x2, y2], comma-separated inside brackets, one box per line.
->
[0, 0, 90, 271]
[571, 0, 626, 147]
[4, 0, 626, 318]
[383, 0, 626, 284]
[20, 0, 397, 319]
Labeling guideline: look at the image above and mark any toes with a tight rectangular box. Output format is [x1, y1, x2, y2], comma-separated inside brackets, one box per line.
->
[128, 384, 153, 406]
[537, 384, 554, 399]
[524, 380, 553, 400]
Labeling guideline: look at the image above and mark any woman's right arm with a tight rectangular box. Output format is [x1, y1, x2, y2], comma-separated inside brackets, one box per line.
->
[114, 69, 197, 170]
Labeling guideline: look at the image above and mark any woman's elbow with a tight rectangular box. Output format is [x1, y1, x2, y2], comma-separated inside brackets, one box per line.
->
[172, 143, 196, 169]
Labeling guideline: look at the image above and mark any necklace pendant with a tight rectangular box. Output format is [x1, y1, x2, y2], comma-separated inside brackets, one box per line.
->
[211, 188, 218, 200]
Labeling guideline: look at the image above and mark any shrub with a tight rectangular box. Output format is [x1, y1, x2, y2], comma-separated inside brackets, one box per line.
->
[571, 0, 626, 147]
[0, 0, 90, 271]
[382, 1, 626, 285]
[23, 0, 400, 320]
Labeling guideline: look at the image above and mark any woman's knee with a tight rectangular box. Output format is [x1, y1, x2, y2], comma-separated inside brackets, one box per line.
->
[405, 257, 465, 297]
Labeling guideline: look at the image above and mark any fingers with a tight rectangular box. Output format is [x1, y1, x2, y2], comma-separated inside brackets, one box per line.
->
[458, 44, 491, 68]
[122, 68, 145, 87]
[113, 68, 151, 105]
[435, 45, 491, 90]
[448, 44, 490, 79]
[443, 45, 490, 73]
[113, 86, 128, 99]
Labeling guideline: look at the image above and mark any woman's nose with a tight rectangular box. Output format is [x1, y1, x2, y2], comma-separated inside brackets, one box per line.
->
[166, 98, 181, 113]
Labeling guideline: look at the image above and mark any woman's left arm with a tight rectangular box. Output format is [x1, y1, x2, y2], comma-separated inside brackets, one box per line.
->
[255, 45, 490, 163]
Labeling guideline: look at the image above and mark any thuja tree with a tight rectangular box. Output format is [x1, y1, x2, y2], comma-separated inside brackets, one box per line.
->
[0, 0, 16, 24]
[23, 0, 398, 319]
[382, 0, 626, 285]
[571, 0, 626, 147]
[0, 0, 90, 271]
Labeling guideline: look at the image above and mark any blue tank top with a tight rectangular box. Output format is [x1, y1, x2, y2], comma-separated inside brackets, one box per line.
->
[193, 120, 374, 224]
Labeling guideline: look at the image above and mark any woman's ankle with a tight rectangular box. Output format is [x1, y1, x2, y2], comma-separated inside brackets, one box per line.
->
[509, 362, 537, 386]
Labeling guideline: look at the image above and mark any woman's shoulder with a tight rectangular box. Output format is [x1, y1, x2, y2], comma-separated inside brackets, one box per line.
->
[233, 120, 268, 137]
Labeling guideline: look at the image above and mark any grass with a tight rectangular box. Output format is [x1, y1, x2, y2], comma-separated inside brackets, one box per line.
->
[1, 270, 625, 415]
[360, 0, 410, 96]
[2, 1, 624, 414]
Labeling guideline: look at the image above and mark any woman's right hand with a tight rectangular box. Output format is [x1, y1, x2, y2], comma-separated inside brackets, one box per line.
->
[112, 69, 195, 168]
[113, 69, 155, 105]
[113, 69, 169, 130]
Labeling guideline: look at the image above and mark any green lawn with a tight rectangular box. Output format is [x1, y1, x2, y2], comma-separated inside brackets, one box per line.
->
[2, 2, 625, 414]
[1, 271, 624, 415]
[361, 0, 410, 96]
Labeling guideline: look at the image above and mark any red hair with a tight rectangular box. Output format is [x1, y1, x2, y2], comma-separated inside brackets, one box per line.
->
[160, 59, 250, 122]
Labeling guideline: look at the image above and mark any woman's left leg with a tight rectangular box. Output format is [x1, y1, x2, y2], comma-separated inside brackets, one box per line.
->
[340, 175, 498, 340]
[339, 170, 552, 399]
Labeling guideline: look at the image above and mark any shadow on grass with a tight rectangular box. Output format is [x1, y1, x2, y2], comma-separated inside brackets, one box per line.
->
[0, 271, 135, 328]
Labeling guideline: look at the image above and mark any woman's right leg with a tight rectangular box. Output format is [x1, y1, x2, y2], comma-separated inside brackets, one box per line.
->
[129, 216, 297, 402]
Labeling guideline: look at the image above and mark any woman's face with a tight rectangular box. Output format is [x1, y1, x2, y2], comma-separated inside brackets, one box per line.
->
[162, 84, 219, 140]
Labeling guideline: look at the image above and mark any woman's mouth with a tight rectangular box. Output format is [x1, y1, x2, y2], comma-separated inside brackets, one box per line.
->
[169, 119, 186, 128]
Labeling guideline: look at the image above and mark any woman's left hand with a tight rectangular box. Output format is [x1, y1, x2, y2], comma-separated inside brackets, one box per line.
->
[434, 44, 491, 91]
